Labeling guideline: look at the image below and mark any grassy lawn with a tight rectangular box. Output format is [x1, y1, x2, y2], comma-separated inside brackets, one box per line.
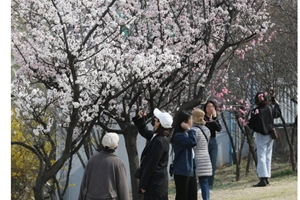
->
[168, 154, 298, 199]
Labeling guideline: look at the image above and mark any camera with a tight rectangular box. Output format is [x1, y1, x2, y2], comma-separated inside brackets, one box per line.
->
[271, 96, 275, 104]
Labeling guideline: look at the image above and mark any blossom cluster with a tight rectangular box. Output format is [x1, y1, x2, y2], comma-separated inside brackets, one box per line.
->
[11, 0, 271, 136]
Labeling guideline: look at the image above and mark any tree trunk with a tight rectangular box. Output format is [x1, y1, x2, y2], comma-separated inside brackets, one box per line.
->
[33, 176, 45, 200]
[280, 115, 297, 172]
[291, 116, 297, 163]
[123, 125, 143, 200]
[244, 128, 257, 166]
[246, 152, 252, 176]
[220, 112, 240, 181]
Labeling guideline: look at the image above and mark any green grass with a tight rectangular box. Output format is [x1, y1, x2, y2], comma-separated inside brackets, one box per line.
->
[272, 168, 296, 178]
[168, 155, 297, 195]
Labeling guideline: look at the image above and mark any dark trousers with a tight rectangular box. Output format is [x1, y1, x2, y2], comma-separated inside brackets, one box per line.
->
[143, 192, 168, 200]
[174, 173, 197, 200]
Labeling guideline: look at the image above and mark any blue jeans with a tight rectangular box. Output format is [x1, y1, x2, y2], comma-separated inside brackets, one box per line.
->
[208, 138, 218, 190]
[198, 176, 210, 200]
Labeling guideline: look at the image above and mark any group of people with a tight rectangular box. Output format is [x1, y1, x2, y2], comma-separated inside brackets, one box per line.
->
[78, 91, 281, 200]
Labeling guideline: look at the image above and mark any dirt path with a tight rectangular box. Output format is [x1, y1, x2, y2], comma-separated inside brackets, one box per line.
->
[209, 175, 297, 200]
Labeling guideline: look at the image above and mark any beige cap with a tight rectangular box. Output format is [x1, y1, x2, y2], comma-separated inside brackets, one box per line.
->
[192, 108, 206, 125]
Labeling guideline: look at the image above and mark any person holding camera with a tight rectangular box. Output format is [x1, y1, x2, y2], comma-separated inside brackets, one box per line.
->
[132, 108, 173, 200]
[248, 91, 281, 187]
[202, 100, 222, 190]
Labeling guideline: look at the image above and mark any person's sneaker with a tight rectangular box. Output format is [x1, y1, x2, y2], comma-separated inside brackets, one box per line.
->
[197, 189, 202, 193]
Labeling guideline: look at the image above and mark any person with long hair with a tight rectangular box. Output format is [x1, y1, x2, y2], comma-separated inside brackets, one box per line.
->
[202, 100, 222, 190]
[132, 108, 173, 200]
[171, 111, 197, 200]
[248, 91, 281, 187]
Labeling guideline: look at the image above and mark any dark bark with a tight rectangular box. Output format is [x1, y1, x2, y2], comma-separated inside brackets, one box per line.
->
[33, 175, 45, 200]
[244, 127, 257, 167]
[220, 112, 240, 181]
[280, 114, 297, 172]
[123, 125, 143, 200]
[246, 152, 252, 176]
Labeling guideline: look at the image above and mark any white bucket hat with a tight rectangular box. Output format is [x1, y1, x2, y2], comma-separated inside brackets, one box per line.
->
[153, 108, 173, 129]
[102, 132, 119, 149]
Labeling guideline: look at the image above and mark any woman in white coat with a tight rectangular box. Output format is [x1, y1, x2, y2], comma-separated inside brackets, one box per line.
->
[192, 109, 212, 200]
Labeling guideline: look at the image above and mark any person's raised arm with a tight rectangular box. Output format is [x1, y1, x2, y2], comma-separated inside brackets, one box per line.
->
[132, 110, 153, 141]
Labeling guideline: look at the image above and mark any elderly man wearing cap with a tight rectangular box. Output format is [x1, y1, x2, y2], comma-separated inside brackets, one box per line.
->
[132, 108, 173, 200]
[78, 132, 130, 200]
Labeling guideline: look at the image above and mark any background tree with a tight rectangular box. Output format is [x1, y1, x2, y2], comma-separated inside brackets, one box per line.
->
[11, 0, 273, 199]
[11, 108, 38, 200]
[202, 0, 297, 175]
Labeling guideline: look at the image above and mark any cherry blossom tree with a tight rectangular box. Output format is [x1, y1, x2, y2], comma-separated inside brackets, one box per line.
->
[11, 0, 272, 199]
[11, 0, 180, 199]
[206, 0, 297, 177]
[95, 1, 272, 198]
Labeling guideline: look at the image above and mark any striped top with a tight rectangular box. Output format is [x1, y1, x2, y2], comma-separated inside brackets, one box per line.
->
[192, 124, 212, 177]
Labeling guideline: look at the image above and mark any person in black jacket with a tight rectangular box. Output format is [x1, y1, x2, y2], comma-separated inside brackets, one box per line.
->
[248, 91, 281, 187]
[202, 100, 222, 190]
[132, 108, 173, 200]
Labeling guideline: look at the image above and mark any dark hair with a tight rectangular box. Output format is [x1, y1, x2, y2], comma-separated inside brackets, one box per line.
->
[155, 125, 171, 137]
[170, 111, 191, 143]
[254, 92, 269, 106]
[202, 100, 218, 114]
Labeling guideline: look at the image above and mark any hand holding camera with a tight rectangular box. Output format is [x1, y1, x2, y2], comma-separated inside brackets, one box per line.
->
[138, 110, 147, 118]
[270, 87, 279, 105]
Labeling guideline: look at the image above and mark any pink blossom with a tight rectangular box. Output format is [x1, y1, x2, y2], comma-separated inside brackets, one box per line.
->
[216, 93, 223, 98]
[239, 117, 249, 126]
[239, 109, 246, 115]
[221, 87, 229, 94]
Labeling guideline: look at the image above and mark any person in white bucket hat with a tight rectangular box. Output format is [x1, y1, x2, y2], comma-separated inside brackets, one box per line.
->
[78, 132, 130, 200]
[132, 108, 173, 200]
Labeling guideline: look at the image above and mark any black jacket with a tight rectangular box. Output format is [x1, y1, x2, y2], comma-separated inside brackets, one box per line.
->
[132, 116, 169, 195]
[204, 115, 222, 138]
[248, 104, 281, 135]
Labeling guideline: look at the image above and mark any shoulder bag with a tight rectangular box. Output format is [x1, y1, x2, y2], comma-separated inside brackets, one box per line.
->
[134, 156, 145, 179]
[268, 106, 278, 139]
